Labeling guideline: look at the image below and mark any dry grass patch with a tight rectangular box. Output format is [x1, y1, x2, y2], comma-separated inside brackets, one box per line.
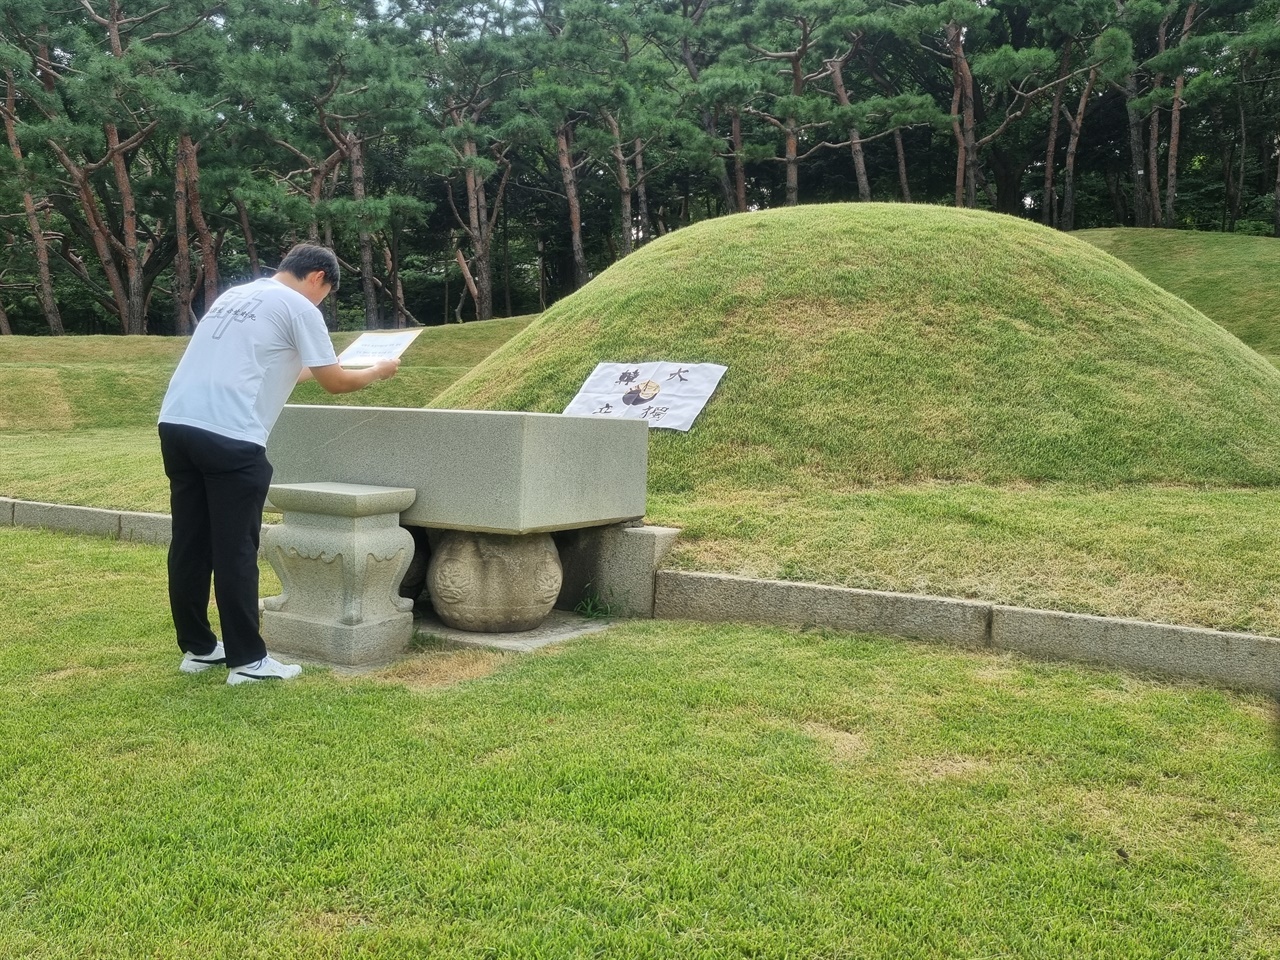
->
[374, 645, 512, 691]
[297, 909, 375, 935]
[35, 666, 104, 684]
[897, 754, 996, 782]
[802, 720, 871, 764]
[968, 663, 1026, 689]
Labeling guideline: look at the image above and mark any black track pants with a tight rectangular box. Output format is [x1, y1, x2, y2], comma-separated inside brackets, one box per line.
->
[159, 423, 272, 668]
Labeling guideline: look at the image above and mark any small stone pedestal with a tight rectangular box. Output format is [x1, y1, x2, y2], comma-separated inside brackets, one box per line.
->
[262, 482, 417, 666]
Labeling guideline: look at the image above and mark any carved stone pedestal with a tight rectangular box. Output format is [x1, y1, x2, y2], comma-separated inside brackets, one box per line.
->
[262, 483, 417, 666]
[427, 530, 563, 632]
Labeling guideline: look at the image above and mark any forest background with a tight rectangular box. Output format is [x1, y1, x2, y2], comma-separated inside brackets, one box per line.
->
[2, 0, 1279, 337]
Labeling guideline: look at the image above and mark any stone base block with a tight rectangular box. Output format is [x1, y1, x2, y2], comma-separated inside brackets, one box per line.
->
[555, 524, 681, 618]
[268, 406, 647, 534]
[261, 610, 414, 667]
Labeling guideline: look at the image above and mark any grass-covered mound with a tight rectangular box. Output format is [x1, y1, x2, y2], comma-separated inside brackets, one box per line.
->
[1077, 227, 1280, 363]
[436, 205, 1280, 491]
[0, 316, 533, 431]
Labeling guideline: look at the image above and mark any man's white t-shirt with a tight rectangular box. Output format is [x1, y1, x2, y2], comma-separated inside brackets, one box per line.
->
[159, 277, 338, 447]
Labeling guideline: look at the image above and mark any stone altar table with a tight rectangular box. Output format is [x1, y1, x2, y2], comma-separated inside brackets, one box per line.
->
[265, 406, 655, 639]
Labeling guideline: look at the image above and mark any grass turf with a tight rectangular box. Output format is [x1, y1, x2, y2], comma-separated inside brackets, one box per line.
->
[2, 526, 1279, 958]
[437, 205, 1280, 489]
[0, 316, 535, 431]
[1077, 228, 1280, 364]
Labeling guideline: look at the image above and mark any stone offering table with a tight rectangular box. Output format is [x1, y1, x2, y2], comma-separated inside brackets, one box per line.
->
[268, 406, 647, 534]
[266, 406, 663, 646]
[261, 482, 418, 666]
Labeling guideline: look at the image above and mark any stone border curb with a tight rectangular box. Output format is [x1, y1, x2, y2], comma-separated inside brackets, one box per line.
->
[656, 570, 1280, 695]
[655, 569, 991, 647]
[8, 499, 1280, 693]
[991, 606, 1280, 695]
[13, 500, 123, 539]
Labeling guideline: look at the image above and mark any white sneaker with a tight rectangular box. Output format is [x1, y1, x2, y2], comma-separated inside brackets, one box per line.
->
[179, 641, 226, 674]
[227, 655, 302, 686]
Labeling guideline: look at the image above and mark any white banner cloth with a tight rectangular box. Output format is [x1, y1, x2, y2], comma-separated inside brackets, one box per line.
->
[563, 362, 727, 431]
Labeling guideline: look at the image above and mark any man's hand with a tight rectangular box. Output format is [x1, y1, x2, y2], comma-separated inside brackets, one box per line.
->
[371, 358, 400, 381]
[308, 358, 401, 394]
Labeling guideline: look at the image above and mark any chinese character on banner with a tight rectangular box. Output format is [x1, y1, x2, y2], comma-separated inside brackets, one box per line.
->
[563, 362, 728, 432]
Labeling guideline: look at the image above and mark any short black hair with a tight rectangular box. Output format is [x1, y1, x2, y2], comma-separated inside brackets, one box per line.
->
[277, 243, 340, 292]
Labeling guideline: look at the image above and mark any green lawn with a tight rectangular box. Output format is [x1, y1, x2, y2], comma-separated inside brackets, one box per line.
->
[2, 526, 1278, 959]
[0, 316, 535, 431]
[1077, 228, 1280, 364]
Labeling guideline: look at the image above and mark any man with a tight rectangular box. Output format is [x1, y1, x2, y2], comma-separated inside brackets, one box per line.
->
[158, 243, 399, 685]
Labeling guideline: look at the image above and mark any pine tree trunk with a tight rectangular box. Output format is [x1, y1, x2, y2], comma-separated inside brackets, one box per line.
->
[1228, 103, 1246, 230]
[604, 112, 632, 257]
[1147, 13, 1172, 226]
[0, 296, 12, 335]
[1123, 74, 1151, 227]
[381, 240, 401, 330]
[784, 118, 800, 206]
[350, 138, 381, 329]
[1146, 111, 1163, 225]
[893, 130, 912, 202]
[680, 30, 734, 212]
[4, 71, 64, 334]
[1165, 2, 1199, 226]
[556, 123, 588, 289]
[1042, 43, 1071, 227]
[174, 137, 194, 335]
[502, 201, 512, 315]
[634, 139, 655, 242]
[102, 122, 148, 333]
[730, 112, 747, 212]
[234, 198, 258, 276]
[947, 22, 979, 208]
[52, 141, 130, 326]
[323, 208, 337, 331]
[1165, 73, 1187, 225]
[828, 64, 870, 202]
[458, 132, 497, 321]
[181, 134, 219, 312]
[950, 71, 965, 208]
[1062, 68, 1097, 232]
[849, 126, 871, 202]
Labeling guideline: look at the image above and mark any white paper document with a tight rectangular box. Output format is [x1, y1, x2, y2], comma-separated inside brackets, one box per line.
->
[337, 329, 423, 367]
[563, 362, 728, 431]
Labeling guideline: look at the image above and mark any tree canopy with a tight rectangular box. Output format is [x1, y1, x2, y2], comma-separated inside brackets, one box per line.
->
[1, 0, 1278, 335]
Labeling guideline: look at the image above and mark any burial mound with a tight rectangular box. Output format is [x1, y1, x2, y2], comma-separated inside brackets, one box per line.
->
[436, 204, 1280, 492]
